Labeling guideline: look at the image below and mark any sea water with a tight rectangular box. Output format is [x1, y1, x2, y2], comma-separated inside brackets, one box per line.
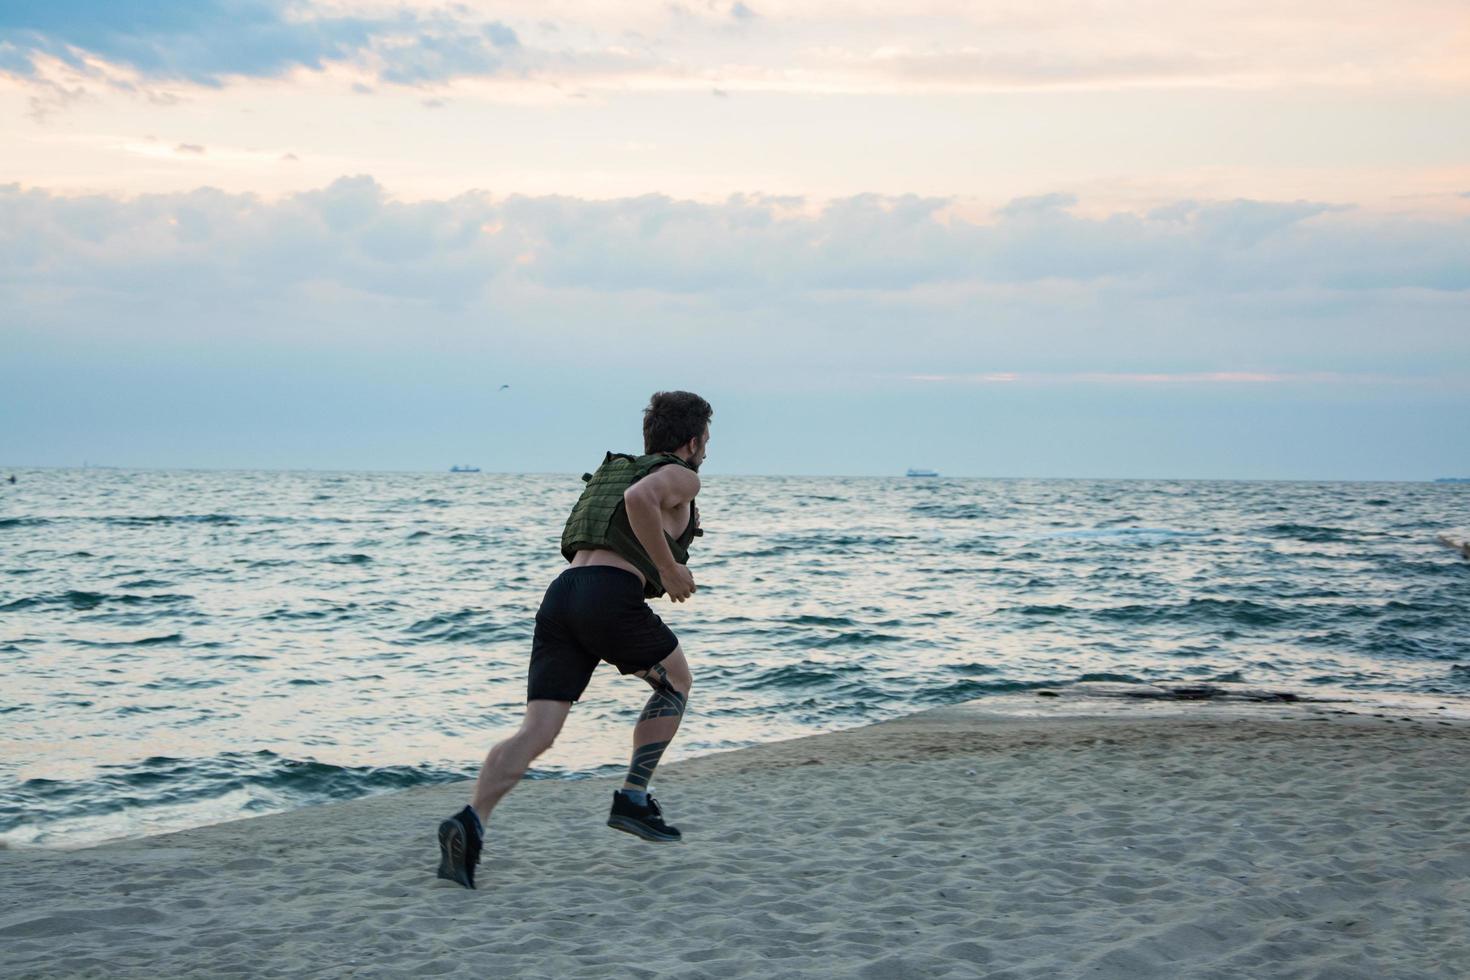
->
[3, 469, 1468, 847]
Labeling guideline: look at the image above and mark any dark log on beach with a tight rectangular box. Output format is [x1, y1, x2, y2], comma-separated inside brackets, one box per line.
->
[1118, 685, 1302, 703]
[1435, 535, 1470, 560]
[1038, 683, 1320, 703]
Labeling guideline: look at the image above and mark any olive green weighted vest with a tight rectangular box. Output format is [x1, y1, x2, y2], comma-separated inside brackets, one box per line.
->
[560, 451, 701, 598]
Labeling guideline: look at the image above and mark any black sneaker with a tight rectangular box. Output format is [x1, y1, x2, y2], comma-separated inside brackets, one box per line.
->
[607, 790, 682, 842]
[436, 805, 483, 889]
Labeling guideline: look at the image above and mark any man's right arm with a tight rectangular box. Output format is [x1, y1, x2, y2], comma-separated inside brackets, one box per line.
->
[624, 466, 700, 601]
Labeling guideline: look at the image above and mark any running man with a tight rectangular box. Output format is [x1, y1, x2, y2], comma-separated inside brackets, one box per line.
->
[436, 390, 712, 889]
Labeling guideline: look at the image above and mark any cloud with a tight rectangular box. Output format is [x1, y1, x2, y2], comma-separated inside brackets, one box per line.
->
[996, 193, 1078, 219]
[375, 19, 521, 85]
[2, 179, 1466, 387]
[1153, 199, 1347, 248]
[4, 178, 1466, 301]
[2, 0, 1466, 102]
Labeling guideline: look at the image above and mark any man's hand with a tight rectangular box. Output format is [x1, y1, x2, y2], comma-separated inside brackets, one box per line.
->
[661, 562, 696, 602]
[625, 464, 701, 600]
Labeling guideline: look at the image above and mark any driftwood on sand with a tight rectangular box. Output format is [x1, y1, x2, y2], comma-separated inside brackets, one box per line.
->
[1435, 535, 1470, 560]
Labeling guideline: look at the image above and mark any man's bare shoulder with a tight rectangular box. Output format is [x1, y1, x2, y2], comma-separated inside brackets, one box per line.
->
[628, 462, 699, 505]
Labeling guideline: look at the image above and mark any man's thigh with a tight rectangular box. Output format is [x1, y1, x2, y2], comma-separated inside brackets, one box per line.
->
[635, 645, 691, 693]
[597, 605, 679, 679]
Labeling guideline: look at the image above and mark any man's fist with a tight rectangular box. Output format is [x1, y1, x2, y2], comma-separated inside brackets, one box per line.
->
[661, 563, 696, 602]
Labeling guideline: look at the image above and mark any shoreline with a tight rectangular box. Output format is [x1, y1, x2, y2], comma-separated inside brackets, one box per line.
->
[9, 681, 1470, 853]
[4, 693, 1469, 978]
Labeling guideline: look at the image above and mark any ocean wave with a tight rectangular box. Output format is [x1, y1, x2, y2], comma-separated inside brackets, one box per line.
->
[405, 608, 514, 643]
[76, 633, 184, 649]
[1039, 527, 1207, 542]
[953, 538, 1003, 554]
[734, 533, 891, 558]
[101, 514, 240, 527]
[0, 517, 50, 529]
[261, 602, 359, 623]
[140, 676, 225, 691]
[1262, 523, 1382, 543]
[788, 630, 904, 649]
[0, 751, 473, 837]
[914, 677, 1059, 704]
[243, 558, 294, 569]
[736, 662, 868, 690]
[911, 503, 988, 519]
[789, 614, 857, 627]
[0, 591, 193, 613]
[1094, 598, 1298, 628]
[1013, 603, 1074, 616]
[943, 663, 999, 676]
[1361, 631, 1435, 657]
[84, 514, 357, 529]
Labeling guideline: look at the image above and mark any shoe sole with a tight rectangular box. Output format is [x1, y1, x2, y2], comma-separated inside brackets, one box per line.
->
[606, 815, 682, 843]
[436, 818, 475, 888]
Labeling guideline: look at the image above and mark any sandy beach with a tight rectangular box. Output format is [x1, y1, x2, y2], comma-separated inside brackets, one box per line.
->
[3, 694, 1468, 980]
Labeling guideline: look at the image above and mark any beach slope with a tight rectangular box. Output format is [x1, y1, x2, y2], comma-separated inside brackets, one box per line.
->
[2, 697, 1468, 979]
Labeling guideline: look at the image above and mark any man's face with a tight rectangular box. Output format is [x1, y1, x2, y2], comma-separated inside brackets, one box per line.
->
[689, 424, 710, 471]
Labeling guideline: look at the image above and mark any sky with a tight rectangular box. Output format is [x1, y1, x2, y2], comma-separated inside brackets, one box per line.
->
[1, 0, 1468, 478]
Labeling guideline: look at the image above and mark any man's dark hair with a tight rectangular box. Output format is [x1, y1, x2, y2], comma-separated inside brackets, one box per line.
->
[643, 390, 713, 454]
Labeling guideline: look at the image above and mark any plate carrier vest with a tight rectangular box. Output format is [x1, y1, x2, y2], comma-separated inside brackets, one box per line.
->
[560, 451, 701, 598]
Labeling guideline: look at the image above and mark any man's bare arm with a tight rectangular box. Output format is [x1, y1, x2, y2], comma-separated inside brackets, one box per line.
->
[625, 466, 700, 600]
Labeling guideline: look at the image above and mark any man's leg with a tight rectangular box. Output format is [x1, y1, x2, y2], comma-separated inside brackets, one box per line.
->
[624, 647, 692, 795]
[438, 700, 569, 889]
[607, 647, 691, 842]
[472, 699, 571, 824]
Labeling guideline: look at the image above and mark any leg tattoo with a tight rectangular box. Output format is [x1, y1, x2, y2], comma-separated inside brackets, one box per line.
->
[639, 666, 688, 721]
[625, 740, 669, 790]
[624, 664, 687, 791]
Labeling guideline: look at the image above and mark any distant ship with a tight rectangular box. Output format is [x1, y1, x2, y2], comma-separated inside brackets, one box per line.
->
[449, 465, 481, 473]
[906, 468, 939, 478]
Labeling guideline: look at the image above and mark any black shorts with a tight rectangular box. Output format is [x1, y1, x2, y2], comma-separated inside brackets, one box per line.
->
[527, 566, 680, 703]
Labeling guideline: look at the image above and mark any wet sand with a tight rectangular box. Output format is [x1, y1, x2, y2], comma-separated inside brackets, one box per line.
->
[2, 695, 1468, 979]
